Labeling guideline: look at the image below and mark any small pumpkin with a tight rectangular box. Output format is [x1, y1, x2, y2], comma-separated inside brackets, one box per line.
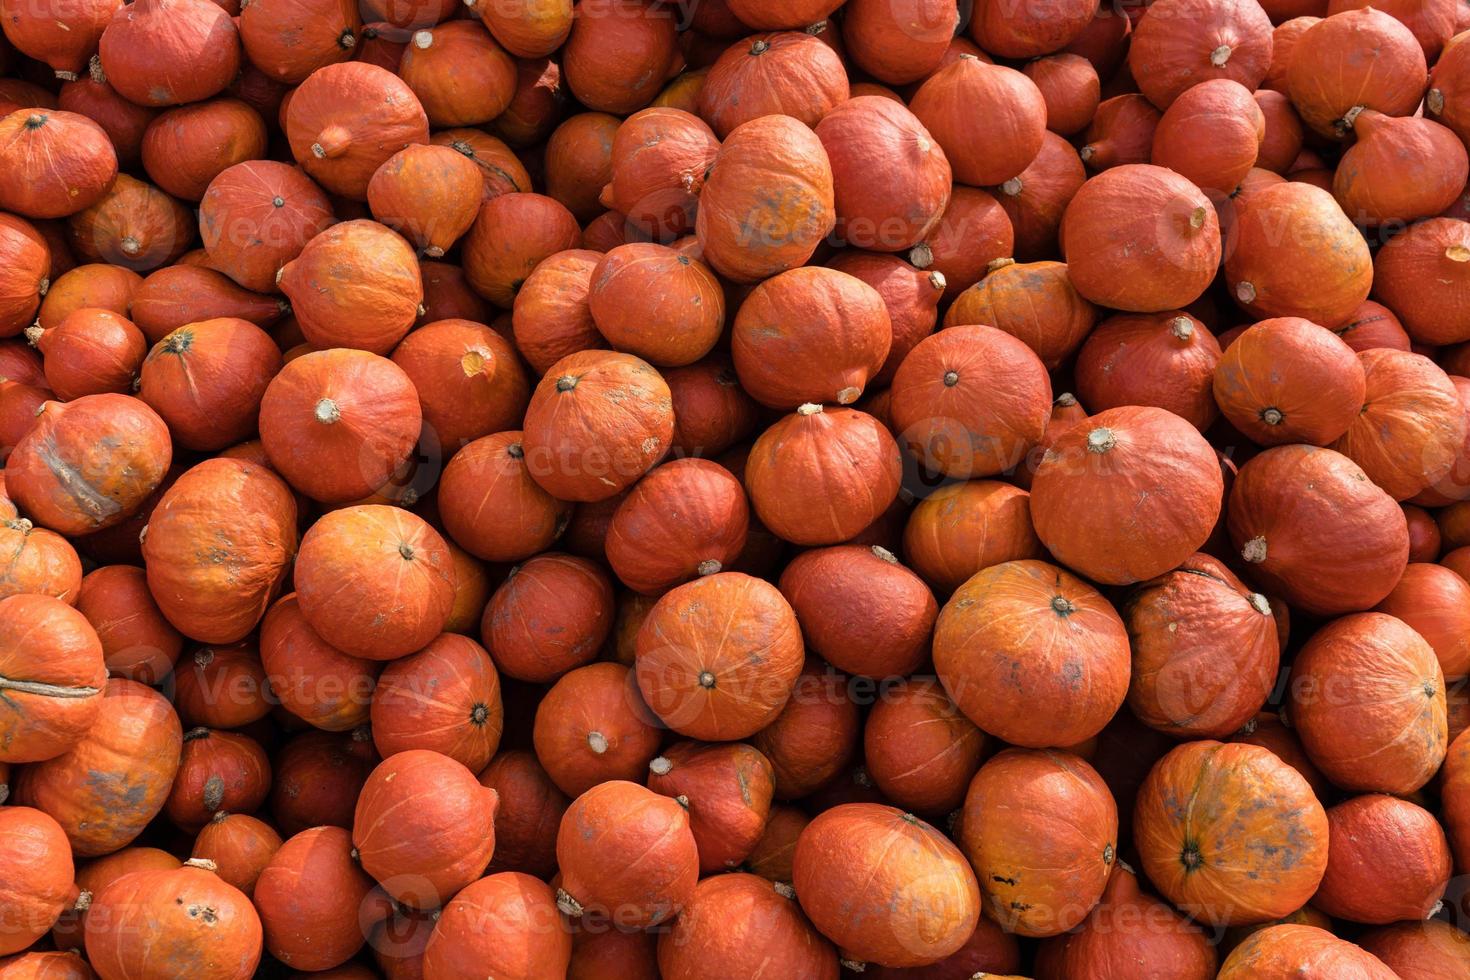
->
[843, 0, 957, 86]
[397, 20, 516, 128]
[995, 131, 1086, 261]
[139, 99, 266, 203]
[509, 248, 603, 376]
[971, 0, 1094, 56]
[268, 730, 375, 836]
[1024, 53, 1101, 136]
[1150, 78, 1264, 194]
[606, 458, 748, 594]
[0, 110, 117, 220]
[371, 633, 502, 770]
[430, 128, 531, 201]
[190, 812, 281, 899]
[422, 872, 572, 979]
[1374, 563, 1470, 678]
[1044, 864, 1217, 979]
[277, 219, 423, 354]
[481, 553, 612, 682]
[902, 480, 1042, 593]
[75, 565, 181, 684]
[0, 0, 119, 80]
[1127, 0, 1274, 109]
[56, 69, 157, 168]
[163, 728, 271, 832]
[36, 263, 140, 331]
[698, 32, 847, 139]
[657, 874, 838, 980]
[461, 191, 583, 307]
[944, 260, 1095, 371]
[1334, 113, 1467, 226]
[647, 741, 775, 872]
[543, 112, 620, 223]
[1286, 9, 1427, 138]
[602, 107, 719, 240]
[128, 265, 285, 343]
[1217, 924, 1400, 978]
[588, 243, 725, 367]
[437, 431, 570, 563]
[0, 517, 81, 604]
[865, 678, 984, 815]
[198, 161, 333, 294]
[137, 318, 281, 452]
[237, 0, 359, 84]
[97, 0, 241, 107]
[28, 308, 146, 400]
[260, 593, 378, 732]
[172, 646, 270, 730]
[366, 144, 484, 258]
[531, 661, 661, 798]
[470, 0, 572, 57]
[665, 356, 759, 457]
[479, 750, 567, 879]
[67, 174, 192, 273]
[1079, 94, 1161, 171]
[0, 379, 44, 463]
[1359, 920, 1470, 980]
[1075, 312, 1221, 431]
[0, 806, 73, 956]
[749, 662, 860, 800]
[1313, 794, 1451, 924]
[253, 826, 377, 972]
[560, 0, 678, 114]
[910, 56, 1046, 187]
[909, 186, 1013, 300]
[1372, 218, 1470, 347]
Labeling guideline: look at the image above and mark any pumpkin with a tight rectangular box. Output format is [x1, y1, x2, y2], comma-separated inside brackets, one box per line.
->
[901, 480, 1043, 594]
[1359, 920, 1470, 980]
[1030, 406, 1223, 585]
[1023, 54, 1101, 137]
[36, 264, 139, 331]
[0, 517, 81, 603]
[197, 161, 333, 294]
[560, 0, 676, 113]
[479, 750, 567, 878]
[509, 248, 603, 375]
[403, 321, 527, 444]
[532, 661, 661, 798]
[461, 192, 582, 307]
[294, 505, 455, 661]
[284, 62, 429, 199]
[258, 348, 421, 504]
[191, 813, 281, 899]
[1374, 563, 1470, 678]
[140, 99, 266, 203]
[277, 220, 422, 355]
[665, 356, 759, 457]
[67, 174, 193, 272]
[0, 0, 118, 79]
[437, 431, 570, 563]
[27, 308, 145, 399]
[369, 907, 436, 980]
[421, 872, 571, 979]
[934, 559, 1129, 747]
[1253, 90, 1306, 175]
[129, 266, 285, 343]
[647, 741, 774, 872]
[1080, 94, 1162, 171]
[1044, 865, 1217, 979]
[492, 57, 564, 148]
[635, 571, 803, 740]
[1329, 0, 1457, 58]
[1062, 164, 1221, 313]
[74, 565, 181, 684]
[606, 458, 747, 594]
[843, 0, 957, 85]
[1312, 794, 1450, 924]
[1229, 445, 1408, 613]
[136, 318, 280, 452]
[260, 593, 378, 732]
[724, 0, 841, 29]
[750, 662, 860, 799]
[418, 259, 494, 325]
[601, 108, 718, 240]
[910, 57, 1045, 187]
[480, 553, 612, 682]
[1372, 218, 1470, 346]
[864, 678, 984, 815]
[1431, 31, 1470, 147]
[1334, 113, 1466, 226]
[353, 749, 499, 908]
[1217, 924, 1400, 979]
[1127, 0, 1273, 109]
[0, 952, 96, 978]
[543, 112, 619, 223]
[658, 874, 837, 980]
[1402, 503, 1441, 559]
[366, 145, 483, 259]
[1287, 9, 1427, 138]
[744, 405, 901, 546]
[164, 728, 271, 832]
[1075, 312, 1221, 431]
[15, 678, 181, 856]
[398, 20, 516, 129]
[0, 807, 73, 956]
[237, 0, 359, 84]
[698, 32, 846, 140]
[371, 633, 502, 770]
[0, 110, 117, 220]
[1125, 553, 1279, 738]
[268, 730, 374, 836]
[469, 0, 571, 56]
[1288, 612, 1447, 794]
[909, 187, 1013, 301]
[588, 243, 724, 366]
[0, 379, 45, 463]
[253, 826, 377, 971]
[745, 805, 808, 884]
[794, 803, 979, 968]
[48, 845, 181, 954]
[172, 645, 271, 730]
[694, 114, 835, 283]
[944, 261, 1095, 371]
[97, 0, 240, 107]
[0, 596, 106, 768]
[1150, 79, 1264, 195]
[1213, 316, 1366, 446]
[431, 129, 532, 201]
[995, 131, 1086, 260]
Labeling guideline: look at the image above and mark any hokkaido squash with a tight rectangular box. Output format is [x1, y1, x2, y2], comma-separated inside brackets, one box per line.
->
[1217, 924, 1400, 978]
[1334, 113, 1467, 226]
[277, 219, 423, 355]
[97, 0, 241, 107]
[461, 191, 582, 307]
[508, 248, 602, 375]
[545, 112, 619, 220]
[1150, 79, 1264, 194]
[268, 730, 374, 836]
[1080, 94, 1161, 171]
[658, 874, 837, 980]
[843, 0, 956, 86]
[910, 56, 1046, 187]
[0, 517, 80, 604]
[0, 110, 117, 220]
[0, 595, 104, 766]
[698, 32, 848, 139]
[27, 307, 146, 399]
[238, 0, 360, 84]
[1043, 865, 1217, 979]
[35, 263, 139, 331]
[1212, 316, 1366, 445]
[129, 265, 285, 343]
[606, 458, 747, 594]
[422, 872, 572, 979]
[370, 633, 502, 770]
[588, 243, 725, 367]
[560, 0, 677, 114]
[1286, 9, 1427, 138]
[749, 663, 860, 799]
[481, 553, 611, 682]
[944, 261, 1095, 371]
[0, 0, 119, 80]
[532, 661, 661, 797]
[996, 131, 1086, 260]
[1372, 218, 1470, 346]
[1359, 920, 1470, 980]
[67, 174, 192, 272]
[864, 678, 984, 815]
[197, 161, 333, 294]
[137, 318, 281, 452]
[1430, 32, 1470, 148]
[1075, 312, 1221, 431]
[139, 99, 267, 203]
[260, 593, 378, 732]
[431, 128, 532, 202]
[479, 750, 567, 879]
[665, 356, 759, 457]
[191, 815, 280, 903]
[397, 21, 516, 128]
[468, 0, 572, 57]
[163, 728, 271, 832]
[171, 645, 270, 730]
[1374, 563, 1470, 678]
[74, 565, 181, 684]
[1128, 0, 1274, 109]
[253, 826, 375, 972]
[647, 741, 774, 873]
[437, 431, 570, 563]
[0, 379, 44, 464]
[366, 145, 484, 258]
[601, 107, 719, 240]
[901, 481, 1043, 593]
[1312, 794, 1451, 924]
[395, 317, 527, 450]
[908, 187, 1013, 301]
[1024, 53, 1101, 136]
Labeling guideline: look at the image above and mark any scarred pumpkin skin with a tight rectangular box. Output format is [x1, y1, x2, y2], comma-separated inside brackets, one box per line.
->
[1287, 9, 1427, 138]
[588, 243, 725, 367]
[199, 161, 334, 294]
[1127, 0, 1273, 109]
[191, 812, 281, 899]
[142, 458, 297, 644]
[277, 220, 424, 355]
[561, 0, 677, 114]
[0, 516, 81, 604]
[1134, 741, 1329, 926]
[163, 728, 270, 832]
[657, 874, 838, 980]
[396, 317, 528, 450]
[0, 110, 117, 220]
[67, 173, 193, 274]
[695, 115, 835, 284]
[606, 458, 748, 594]
[647, 741, 774, 873]
[1063, 164, 1221, 313]
[284, 62, 429, 200]
[1359, 920, 1470, 979]
[0, 807, 73, 956]
[532, 661, 661, 798]
[431, 129, 532, 203]
[137, 318, 282, 452]
[1312, 794, 1451, 924]
[97, 0, 241, 107]
[253, 826, 377, 972]
[367, 144, 484, 258]
[556, 780, 699, 928]
[794, 804, 980, 969]
[635, 571, 804, 741]
[1217, 924, 1400, 979]
[294, 505, 456, 661]
[699, 33, 848, 139]
[480, 750, 567, 879]
[1075, 312, 1221, 431]
[934, 559, 1129, 748]
[16, 678, 182, 857]
[1373, 218, 1470, 347]
[421, 872, 571, 980]
[1213, 316, 1366, 446]
[1288, 612, 1448, 794]
[1228, 445, 1408, 614]
[1031, 406, 1223, 585]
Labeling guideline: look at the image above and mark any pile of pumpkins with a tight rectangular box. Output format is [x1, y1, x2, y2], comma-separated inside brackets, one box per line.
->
[2, 0, 1470, 976]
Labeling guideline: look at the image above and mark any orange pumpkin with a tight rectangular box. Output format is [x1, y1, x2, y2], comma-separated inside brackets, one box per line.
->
[844, 0, 957, 85]
[561, 0, 677, 114]
[1373, 218, 1470, 347]
[1217, 924, 1400, 978]
[1080, 94, 1161, 171]
[909, 186, 1013, 301]
[469, 0, 572, 57]
[543, 112, 619, 222]
[74, 565, 181, 684]
[724, 0, 841, 29]
[128, 265, 285, 343]
[901, 480, 1043, 593]
[0, 110, 117, 220]
[418, 259, 494, 325]
[29, 308, 146, 400]
[1287, 9, 1426, 138]
[36, 263, 140, 331]
[253, 826, 377, 971]
[479, 750, 567, 879]
[910, 56, 1045, 187]
[430, 128, 532, 201]
[1334, 113, 1467, 226]
[268, 730, 375, 836]
[422, 872, 572, 978]
[864, 678, 984, 815]
[461, 191, 582, 307]
[57, 69, 156, 168]
[698, 33, 846, 140]
[190, 812, 281, 899]
[367, 144, 484, 258]
[491, 57, 566, 148]
[136, 317, 282, 452]
[794, 803, 979, 968]
[0, 951, 97, 978]
[277, 219, 423, 355]
[284, 62, 429, 199]
[1076, 312, 1221, 431]
[0, 0, 118, 79]
[260, 593, 378, 732]
[600, 107, 717, 241]
[1134, 741, 1329, 926]
[1023, 53, 1101, 137]
[0, 517, 81, 604]
[163, 728, 271, 832]
[198, 161, 334, 294]
[945, 261, 1095, 371]
[172, 645, 271, 730]
[509, 248, 603, 375]
[139, 98, 266, 203]
[532, 661, 661, 797]
[647, 741, 774, 872]
[1150, 79, 1264, 195]
[635, 571, 804, 740]
[1313, 794, 1450, 924]
[66, 174, 193, 272]
[481, 553, 611, 682]
[1044, 865, 1217, 979]
[1359, 920, 1470, 978]
[587, 243, 724, 367]
[237, 0, 359, 84]
[1127, 0, 1272, 108]
[1254, 90, 1305, 174]
[749, 663, 860, 800]
[397, 20, 515, 128]
[658, 874, 837, 980]
[0, 806, 73, 956]
[744, 805, 809, 884]
[97, 0, 241, 107]
[824, 253, 944, 386]
[295, 505, 455, 661]
[1374, 563, 1470, 678]
[437, 431, 571, 563]
[606, 458, 747, 594]
[371, 633, 502, 770]
[665, 356, 759, 458]
[995, 132, 1086, 260]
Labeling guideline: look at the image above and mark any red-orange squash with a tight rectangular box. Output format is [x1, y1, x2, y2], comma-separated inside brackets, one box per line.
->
[561, 0, 677, 115]
[137, 318, 282, 452]
[901, 480, 1043, 593]
[843, 0, 957, 86]
[294, 505, 455, 661]
[371, 633, 502, 770]
[944, 260, 1095, 371]
[658, 874, 837, 980]
[556, 779, 698, 926]
[1254, 91, 1305, 174]
[430, 128, 532, 202]
[198, 161, 333, 294]
[996, 131, 1086, 260]
[481, 552, 611, 682]
[647, 741, 774, 872]
[749, 663, 860, 800]
[1080, 94, 1162, 171]
[1430, 32, 1470, 148]
[1375, 563, 1470, 678]
[1217, 924, 1401, 978]
[268, 730, 374, 836]
[0, 517, 81, 604]
[75, 565, 181, 684]
[699, 32, 847, 139]
[864, 678, 984, 815]
[0, 0, 119, 79]
[480, 750, 567, 879]
[422, 872, 572, 979]
[606, 458, 748, 594]
[1127, 0, 1274, 109]
[284, 62, 428, 199]
[825, 252, 945, 384]
[1335, 113, 1467, 226]
[1373, 218, 1470, 346]
[0, 213, 48, 336]
[910, 56, 1045, 187]
[1312, 794, 1450, 924]
[29, 308, 147, 400]
[97, 0, 241, 107]
[0, 806, 73, 956]
[392, 317, 524, 451]
[532, 661, 661, 797]
[1213, 316, 1367, 445]
[665, 356, 759, 457]
[253, 826, 376, 971]
[1286, 9, 1427, 138]
[67, 174, 192, 273]
[0, 379, 45, 463]
[1023, 53, 1100, 136]
[56, 70, 156, 169]
[509, 248, 602, 375]
[909, 186, 1013, 300]
[36, 264, 140, 332]
[1359, 920, 1470, 979]
[461, 191, 582, 307]
[238, 0, 360, 84]
[190, 812, 281, 899]
[367, 144, 483, 258]
[437, 431, 571, 563]
[1150, 78, 1264, 194]
[277, 219, 423, 354]
[397, 20, 516, 128]
[259, 593, 378, 732]
[588, 243, 725, 367]
[794, 804, 979, 968]
[470, 0, 573, 57]
[163, 728, 271, 832]
[1075, 312, 1221, 431]
[543, 112, 621, 223]
[139, 98, 266, 203]
[171, 645, 270, 730]
[0, 110, 117, 220]
[601, 107, 719, 240]
[1043, 865, 1217, 979]
[128, 265, 285, 343]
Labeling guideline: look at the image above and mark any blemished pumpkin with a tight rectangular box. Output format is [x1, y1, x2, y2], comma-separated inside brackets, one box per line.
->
[646, 741, 774, 873]
[1134, 741, 1329, 926]
[97, 0, 241, 108]
[163, 728, 270, 832]
[0, 517, 81, 605]
[658, 874, 838, 980]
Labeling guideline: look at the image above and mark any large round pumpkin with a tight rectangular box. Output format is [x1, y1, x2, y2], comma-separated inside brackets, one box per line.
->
[1286, 9, 1427, 138]
[0, 110, 117, 220]
[136, 318, 281, 452]
[28, 308, 147, 400]
[865, 678, 984, 816]
[276, 219, 423, 354]
[606, 458, 748, 594]
[698, 33, 847, 139]
[97, 0, 241, 107]
[1312, 794, 1450, 925]
[1217, 924, 1400, 979]
[0, 0, 119, 80]
[793, 804, 979, 969]
[1134, 741, 1328, 925]
[587, 243, 725, 367]
[0, 806, 73, 956]
[370, 633, 502, 770]
[253, 826, 376, 972]
[658, 874, 837, 980]
[1075, 312, 1221, 431]
[199, 160, 334, 294]
[910, 56, 1047, 187]
[421, 872, 572, 979]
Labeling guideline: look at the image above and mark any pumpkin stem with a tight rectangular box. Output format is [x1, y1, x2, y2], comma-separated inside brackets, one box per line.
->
[470, 704, 490, 726]
[314, 398, 341, 424]
[696, 559, 722, 576]
[211, 810, 231, 824]
[1235, 281, 1257, 304]
[649, 755, 671, 775]
[1050, 595, 1075, 617]
[1055, 392, 1077, 407]
[23, 113, 46, 130]
[184, 858, 218, 871]
[1259, 407, 1284, 426]
[1235, 717, 1258, 737]
[697, 670, 717, 689]
[942, 370, 959, 387]
[338, 27, 357, 49]
[796, 403, 823, 416]
[2, 517, 33, 535]
[928, 270, 946, 292]
[1241, 536, 1268, 563]
[555, 375, 579, 392]
[0, 676, 101, 698]
[871, 545, 897, 564]
[805, 20, 827, 35]
[23, 325, 42, 346]
[588, 732, 611, 755]
[398, 542, 416, 561]
[162, 330, 192, 355]
[312, 124, 353, 159]
[840, 959, 868, 972]
[908, 243, 933, 268]
[423, 245, 445, 258]
[1179, 842, 1203, 872]
[183, 727, 211, 742]
[1000, 176, 1023, 197]
[1448, 245, 1470, 264]
[73, 890, 93, 911]
[412, 29, 434, 48]
[271, 195, 285, 208]
[985, 257, 1015, 275]
[87, 55, 106, 84]
[1188, 207, 1207, 230]
[555, 889, 584, 917]
[1428, 88, 1446, 115]
[835, 386, 860, 404]
[1247, 593, 1271, 615]
[749, 38, 769, 55]
[773, 881, 796, 900]
[1078, 144, 1097, 163]
[1209, 44, 1232, 66]
[119, 236, 141, 255]
[1338, 105, 1365, 133]
[1085, 427, 1115, 454]
[1169, 317, 1194, 341]
[1103, 843, 1115, 865]
[53, 69, 77, 81]
[674, 794, 690, 809]
[506, 442, 524, 460]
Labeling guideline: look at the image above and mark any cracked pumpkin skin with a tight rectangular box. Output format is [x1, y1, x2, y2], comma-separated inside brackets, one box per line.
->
[1133, 741, 1329, 927]
[0, 595, 106, 764]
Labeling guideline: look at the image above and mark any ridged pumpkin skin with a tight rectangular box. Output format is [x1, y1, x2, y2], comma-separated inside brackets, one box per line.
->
[1334, 112, 1467, 226]
[0, 518, 80, 604]
[695, 114, 835, 284]
[1150, 79, 1264, 194]
[258, 348, 421, 504]
[16, 678, 182, 857]
[1080, 94, 1162, 171]
[140, 98, 267, 203]
[253, 826, 376, 972]
[658, 874, 838, 980]
[422, 872, 571, 980]
[437, 431, 570, 563]
[190, 812, 282, 898]
[1288, 612, 1447, 794]
[521, 350, 673, 503]
[1287, 9, 1427, 138]
[1031, 406, 1223, 585]
[7, 394, 171, 536]
[865, 678, 984, 815]
[30, 308, 147, 400]
[277, 220, 423, 355]
[75, 565, 181, 684]
[909, 187, 1013, 304]
[910, 56, 1046, 187]
[556, 780, 699, 927]
[1127, 0, 1273, 109]
[432, 128, 532, 202]
[57, 70, 157, 169]
[164, 728, 270, 832]
[284, 62, 429, 199]
[199, 161, 334, 294]
[1228, 445, 1408, 615]
[1373, 218, 1470, 346]
[0, 950, 97, 978]
[0, 110, 117, 220]
[353, 750, 499, 909]
[137, 317, 282, 452]
[602, 107, 719, 240]
[371, 633, 502, 771]
[1213, 316, 1366, 446]
[479, 750, 567, 879]
[510, 248, 603, 375]
[1125, 554, 1279, 739]
[142, 458, 297, 643]
[561, 0, 677, 114]
[699, 32, 846, 141]
[1046, 865, 1217, 979]
[890, 325, 1052, 480]
[961, 750, 1117, 938]
[97, 0, 241, 107]
[1075, 312, 1221, 431]
[0, 807, 73, 956]
[588, 243, 725, 367]
[997, 131, 1086, 260]
[295, 505, 455, 661]
[238, 0, 360, 85]
[1375, 563, 1470, 677]
[367, 144, 484, 257]
[944, 260, 1095, 371]
[934, 559, 1129, 747]
[794, 804, 980, 969]
[0, 0, 119, 78]
[750, 664, 860, 800]
[635, 571, 804, 741]
[606, 458, 748, 594]
[1217, 924, 1400, 979]
[1312, 794, 1450, 924]
[1134, 741, 1329, 926]
[744, 405, 902, 546]
[1063, 164, 1221, 313]
[532, 661, 661, 798]
[647, 741, 774, 872]
[844, 0, 957, 85]
[902, 480, 1043, 593]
